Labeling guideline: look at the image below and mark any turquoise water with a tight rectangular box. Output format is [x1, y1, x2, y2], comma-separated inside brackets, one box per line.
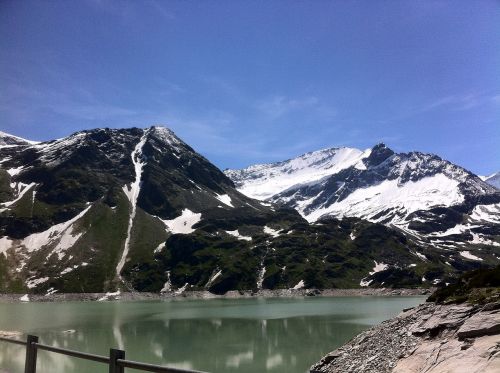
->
[0, 296, 424, 373]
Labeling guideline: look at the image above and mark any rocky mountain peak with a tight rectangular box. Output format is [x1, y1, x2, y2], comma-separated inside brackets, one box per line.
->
[363, 143, 395, 167]
[227, 142, 500, 256]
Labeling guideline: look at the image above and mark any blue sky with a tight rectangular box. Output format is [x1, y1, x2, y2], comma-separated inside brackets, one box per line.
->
[1, 1, 499, 174]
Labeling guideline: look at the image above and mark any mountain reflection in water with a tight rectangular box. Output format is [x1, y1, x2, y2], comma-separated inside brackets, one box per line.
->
[0, 296, 424, 373]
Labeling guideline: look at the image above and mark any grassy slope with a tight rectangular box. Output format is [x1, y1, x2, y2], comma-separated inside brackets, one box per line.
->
[125, 217, 453, 294]
[427, 265, 500, 304]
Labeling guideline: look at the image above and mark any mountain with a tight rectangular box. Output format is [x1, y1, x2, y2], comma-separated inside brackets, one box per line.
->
[482, 172, 500, 189]
[0, 129, 498, 294]
[0, 131, 38, 147]
[226, 143, 500, 254]
[0, 127, 280, 293]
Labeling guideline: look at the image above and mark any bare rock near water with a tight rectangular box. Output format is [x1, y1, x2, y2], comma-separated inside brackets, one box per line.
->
[311, 302, 500, 373]
[393, 334, 500, 373]
[410, 304, 474, 335]
[457, 310, 500, 338]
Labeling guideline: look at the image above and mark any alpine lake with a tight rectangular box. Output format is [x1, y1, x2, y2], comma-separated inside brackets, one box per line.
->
[0, 296, 425, 373]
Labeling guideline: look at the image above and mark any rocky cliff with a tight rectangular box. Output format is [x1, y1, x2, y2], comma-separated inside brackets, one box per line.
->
[311, 267, 500, 372]
[311, 301, 500, 373]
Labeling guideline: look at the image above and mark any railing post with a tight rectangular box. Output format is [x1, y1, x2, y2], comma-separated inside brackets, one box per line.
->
[109, 348, 125, 373]
[24, 334, 39, 373]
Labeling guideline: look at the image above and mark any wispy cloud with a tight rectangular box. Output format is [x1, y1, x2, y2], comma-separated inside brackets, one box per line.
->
[256, 95, 337, 120]
[421, 93, 497, 113]
[148, 0, 175, 20]
[491, 95, 500, 105]
[371, 92, 500, 126]
[1, 80, 137, 124]
[86, 0, 175, 21]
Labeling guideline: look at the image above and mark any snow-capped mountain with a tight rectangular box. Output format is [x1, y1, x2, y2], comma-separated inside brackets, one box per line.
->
[226, 144, 500, 251]
[0, 131, 38, 147]
[482, 172, 500, 189]
[1, 129, 498, 294]
[0, 127, 278, 293]
[226, 147, 371, 200]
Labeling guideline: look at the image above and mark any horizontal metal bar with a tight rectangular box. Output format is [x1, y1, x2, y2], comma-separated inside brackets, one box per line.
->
[117, 359, 208, 373]
[35, 343, 109, 364]
[0, 336, 27, 346]
[2, 336, 210, 373]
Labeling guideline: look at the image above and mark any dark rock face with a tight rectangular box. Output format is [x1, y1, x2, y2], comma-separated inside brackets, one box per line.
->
[363, 143, 394, 167]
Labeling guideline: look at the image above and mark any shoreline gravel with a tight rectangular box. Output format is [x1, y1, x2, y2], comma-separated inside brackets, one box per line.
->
[0, 288, 432, 303]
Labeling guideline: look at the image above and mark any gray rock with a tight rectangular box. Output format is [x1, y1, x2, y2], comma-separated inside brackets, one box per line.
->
[457, 311, 500, 338]
[310, 302, 500, 373]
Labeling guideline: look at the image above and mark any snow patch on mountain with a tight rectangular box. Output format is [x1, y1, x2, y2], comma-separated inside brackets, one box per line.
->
[162, 209, 202, 234]
[460, 251, 483, 261]
[0, 182, 36, 211]
[257, 265, 266, 289]
[215, 193, 234, 207]
[305, 173, 463, 222]
[6, 166, 25, 176]
[161, 271, 172, 292]
[292, 280, 305, 290]
[0, 237, 13, 256]
[26, 277, 49, 289]
[470, 204, 500, 224]
[150, 126, 183, 153]
[154, 242, 166, 253]
[61, 265, 80, 275]
[263, 226, 280, 237]
[360, 261, 389, 287]
[117, 130, 149, 280]
[50, 226, 86, 260]
[38, 132, 88, 166]
[98, 291, 121, 301]
[206, 269, 222, 288]
[22, 205, 91, 253]
[471, 233, 500, 247]
[175, 283, 189, 294]
[431, 224, 474, 237]
[225, 230, 252, 241]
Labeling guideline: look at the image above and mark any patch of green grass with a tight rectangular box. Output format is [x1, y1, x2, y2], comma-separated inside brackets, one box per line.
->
[427, 265, 500, 304]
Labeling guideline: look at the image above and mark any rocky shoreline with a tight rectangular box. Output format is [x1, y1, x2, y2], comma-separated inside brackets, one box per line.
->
[310, 300, 500, 373]
[0, 287, 431, 302]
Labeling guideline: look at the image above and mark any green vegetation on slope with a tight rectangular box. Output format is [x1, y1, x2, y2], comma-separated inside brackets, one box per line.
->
[427, 265, 500, 304]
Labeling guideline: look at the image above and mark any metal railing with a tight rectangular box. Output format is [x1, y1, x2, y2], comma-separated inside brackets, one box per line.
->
[0, 334, 208, 373]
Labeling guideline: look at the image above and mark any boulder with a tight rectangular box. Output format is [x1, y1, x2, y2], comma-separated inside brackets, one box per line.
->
[457, 311, 500, 338]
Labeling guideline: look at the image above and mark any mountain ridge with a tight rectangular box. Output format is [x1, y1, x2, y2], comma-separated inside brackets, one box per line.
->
[225, 143, 500, 252]
[482, 172, 500, 189]
[0, 127, 498, 294]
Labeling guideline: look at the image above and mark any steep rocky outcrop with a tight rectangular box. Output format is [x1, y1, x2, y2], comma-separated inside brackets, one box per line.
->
[311, 301, 500, 373]
[312, 267, 500, 372]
